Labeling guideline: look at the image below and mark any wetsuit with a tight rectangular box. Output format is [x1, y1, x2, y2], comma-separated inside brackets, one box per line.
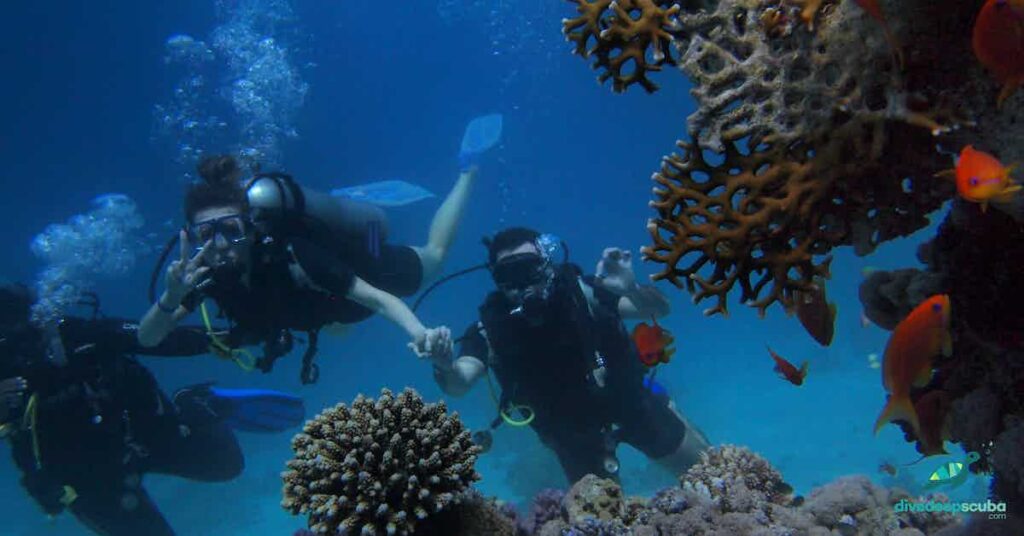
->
[458, 264, 688, 482]
[181, 235, 423, 377]
[0, 317, 243, 536]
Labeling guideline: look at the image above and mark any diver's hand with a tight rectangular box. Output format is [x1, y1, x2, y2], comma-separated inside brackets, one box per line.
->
[164, 230, 214, 304]
[0, 376, 28, 423]
[409, 327, 454, 365]
[595, 248, 638, 296]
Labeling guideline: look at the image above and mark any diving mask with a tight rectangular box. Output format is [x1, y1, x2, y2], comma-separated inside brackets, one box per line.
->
[491, 253, 550, 293]
[188, 214, 248, 247]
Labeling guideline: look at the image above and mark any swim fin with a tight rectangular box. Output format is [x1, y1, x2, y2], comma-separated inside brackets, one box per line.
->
[175, 383, 306, 433]
[207, 386, 306, 433]
[458, 113, 503, 169]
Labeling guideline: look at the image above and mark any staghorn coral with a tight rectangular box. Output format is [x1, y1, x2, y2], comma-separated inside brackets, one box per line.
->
[562, 0, 686, 93]
[281, 387, 481, 535]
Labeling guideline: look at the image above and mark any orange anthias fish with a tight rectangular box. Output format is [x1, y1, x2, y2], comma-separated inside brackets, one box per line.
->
[936, 145, 1022, 212]
[766, 345, 808, 386]
[973, 0, 1024, 107]
[873, 295, 953, 438]
[914, 390, 952, 456]
[632, 318, 675, 367]
[793, 278, 837, 347]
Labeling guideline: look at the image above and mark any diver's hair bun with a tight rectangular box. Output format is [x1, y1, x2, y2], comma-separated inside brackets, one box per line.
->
[196, 154, 241, 185]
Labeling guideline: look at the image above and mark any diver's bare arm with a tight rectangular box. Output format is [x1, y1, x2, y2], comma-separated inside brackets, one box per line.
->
[137, 295, 191, 347]
[617, 285, 671, 319]
[346, 277, 427, 341]
[434, 355, 487, 397]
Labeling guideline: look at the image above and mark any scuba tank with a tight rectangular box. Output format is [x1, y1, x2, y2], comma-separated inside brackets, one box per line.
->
[244, 172, 390, 248]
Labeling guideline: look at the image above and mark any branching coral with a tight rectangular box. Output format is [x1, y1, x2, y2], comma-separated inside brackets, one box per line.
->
[281, 387, 481, 535]
[562, 0, 687, 93]
[638, 0, 967, 316]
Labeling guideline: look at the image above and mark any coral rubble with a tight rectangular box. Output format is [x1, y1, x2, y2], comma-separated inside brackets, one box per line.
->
[529, 445, 959, 534]
[281, 387, 481, 535]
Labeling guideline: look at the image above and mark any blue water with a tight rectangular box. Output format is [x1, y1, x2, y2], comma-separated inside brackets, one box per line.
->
[0, 1, 988, 534]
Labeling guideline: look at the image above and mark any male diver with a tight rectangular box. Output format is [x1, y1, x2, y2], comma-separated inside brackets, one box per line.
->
[0, 283, 305, 536]
[137, 152, 474, 383]
[423, 227, 711, 483]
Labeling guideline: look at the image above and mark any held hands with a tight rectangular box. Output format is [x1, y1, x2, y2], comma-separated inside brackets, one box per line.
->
[595, 247, 639, 296]
[409, 326, 454, 367]
[163, 230, 214, 307]
[0, 376, 28, 423]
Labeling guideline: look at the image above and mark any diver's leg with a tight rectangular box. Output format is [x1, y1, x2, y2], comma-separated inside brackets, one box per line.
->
[413, 167, 477, 282]
[542, 430, 617, 484]
[70, 484, 175, 536]
[622, 395, 710, 477]
[144, 390, 245, 482]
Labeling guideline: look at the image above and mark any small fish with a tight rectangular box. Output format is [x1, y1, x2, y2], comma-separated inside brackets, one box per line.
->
[852, 0, 904, 69]
[632, 318, 675, 367]
[936, 145, 1022, 212]
[973, 0, 1024, 107]
[766, 345, 808, 386]
[873, 295, 953, 438]
[914, 390, 952, 456]
[793, 278, 837, 347]
[867, 352, 880, 369]
[879, 461, 898, 477]
[642, 375, 668, 397]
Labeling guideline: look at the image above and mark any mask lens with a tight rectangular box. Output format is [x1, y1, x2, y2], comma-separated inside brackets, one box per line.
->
[492, 254, 545, 291]
[189, 215, 247, 246]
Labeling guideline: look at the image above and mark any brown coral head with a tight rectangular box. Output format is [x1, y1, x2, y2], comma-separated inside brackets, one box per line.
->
[681, 444, 793, 509]
[281, 387, 481, 535]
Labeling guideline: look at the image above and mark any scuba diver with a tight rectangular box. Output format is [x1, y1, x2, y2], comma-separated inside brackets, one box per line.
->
[0, 283, 305, 536]
[422, 227, 711, 483]
[137, 151, 477, 384]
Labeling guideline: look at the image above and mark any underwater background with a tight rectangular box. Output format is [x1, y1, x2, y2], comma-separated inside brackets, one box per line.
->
[0, 1, 991, 534]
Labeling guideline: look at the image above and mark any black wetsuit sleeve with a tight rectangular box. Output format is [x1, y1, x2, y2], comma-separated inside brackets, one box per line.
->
[581, 274, 623, 312]
[64, 317, 211, 357]
[289, 237, 357, 296]
[458, 322, 489, 360]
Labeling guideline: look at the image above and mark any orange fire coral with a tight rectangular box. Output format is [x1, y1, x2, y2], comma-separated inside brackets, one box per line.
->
[562, 0, 686, 92]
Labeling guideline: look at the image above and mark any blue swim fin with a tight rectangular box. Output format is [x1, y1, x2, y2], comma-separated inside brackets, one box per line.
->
[458, 113, 503, 169]
[207, 386, 306, 433]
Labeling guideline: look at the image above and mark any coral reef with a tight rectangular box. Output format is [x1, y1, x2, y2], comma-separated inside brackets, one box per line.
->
[857, 200, 1024, 508]
[562, 0, 689, 93]
[527, 445, 960, 534]
[520, 488, 566, 534]
[281, 387, 481, 535]
[562, 0, 1024, 317]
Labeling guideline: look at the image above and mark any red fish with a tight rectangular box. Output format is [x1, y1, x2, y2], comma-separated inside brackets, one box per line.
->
[632, 318, 675, 367]
[914, 390, 952, 456]
[936, 145, 1021, 213]
[873, 295, 952, 438]
[793, 278, 837, 347]
[766, 345, 808, 386]
[853, 0, 904, 69]
[973, 0, 1024, 107]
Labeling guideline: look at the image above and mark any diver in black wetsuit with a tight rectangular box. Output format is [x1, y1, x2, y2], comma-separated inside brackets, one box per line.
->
[137, 155, 472, 383]
[0, 283, 249, 536]
[426, 227, 711, 483]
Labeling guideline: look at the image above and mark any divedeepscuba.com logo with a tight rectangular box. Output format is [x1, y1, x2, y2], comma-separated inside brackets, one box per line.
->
[893, 499, 1008, 520]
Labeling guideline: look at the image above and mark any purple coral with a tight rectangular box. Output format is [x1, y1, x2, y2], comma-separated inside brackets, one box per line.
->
[521, 488, 565, 534]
